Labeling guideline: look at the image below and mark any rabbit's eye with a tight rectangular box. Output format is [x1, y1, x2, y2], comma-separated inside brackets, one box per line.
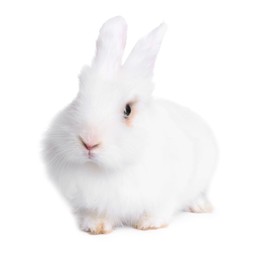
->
[124, 104, 131, 118]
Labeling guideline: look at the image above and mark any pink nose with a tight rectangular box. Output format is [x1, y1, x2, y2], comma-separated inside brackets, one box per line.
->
[84, 142, 100, 151]
[79, 137, 100, 151]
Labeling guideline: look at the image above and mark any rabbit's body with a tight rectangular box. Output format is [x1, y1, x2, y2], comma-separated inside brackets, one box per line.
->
[43, 17, 218, 234]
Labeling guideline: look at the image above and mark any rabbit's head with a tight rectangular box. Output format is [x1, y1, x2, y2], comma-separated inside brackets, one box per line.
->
[45, 17, 166, 170]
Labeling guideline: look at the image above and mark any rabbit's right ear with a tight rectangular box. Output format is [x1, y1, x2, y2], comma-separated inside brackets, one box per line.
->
[91, 16, 127, 78]
[123, 23, 167, 80]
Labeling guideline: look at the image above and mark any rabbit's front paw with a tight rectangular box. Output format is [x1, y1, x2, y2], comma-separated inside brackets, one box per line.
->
[79, 215, 113, 235]
[186, 194, 213, 213]
[134, 215, 168, 231]
[89, 221, 112, 235]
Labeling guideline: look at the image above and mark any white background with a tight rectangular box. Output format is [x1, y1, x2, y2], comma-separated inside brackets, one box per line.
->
[0, 0, 267, 259]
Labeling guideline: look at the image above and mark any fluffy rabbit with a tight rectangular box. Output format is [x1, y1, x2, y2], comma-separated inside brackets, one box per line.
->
[43, 16, 218, 234]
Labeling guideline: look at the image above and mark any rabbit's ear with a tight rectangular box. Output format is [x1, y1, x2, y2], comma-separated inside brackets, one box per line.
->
[123, 23, 167, 79]
[92, 16, 127, 78]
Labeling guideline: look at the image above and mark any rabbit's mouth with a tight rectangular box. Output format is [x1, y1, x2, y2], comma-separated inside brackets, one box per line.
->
[85, 149, 100, 162]
[87, 151, 97, 160]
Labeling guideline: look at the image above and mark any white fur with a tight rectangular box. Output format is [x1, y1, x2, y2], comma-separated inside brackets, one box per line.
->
[43, 16, 218, 233]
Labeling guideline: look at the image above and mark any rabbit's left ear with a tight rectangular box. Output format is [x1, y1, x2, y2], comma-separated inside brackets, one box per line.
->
[91, 16, 127, 78]
[123, 23, 167, 79]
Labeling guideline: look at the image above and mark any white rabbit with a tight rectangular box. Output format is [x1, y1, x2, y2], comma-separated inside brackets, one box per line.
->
[43, 16, 218, 234]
